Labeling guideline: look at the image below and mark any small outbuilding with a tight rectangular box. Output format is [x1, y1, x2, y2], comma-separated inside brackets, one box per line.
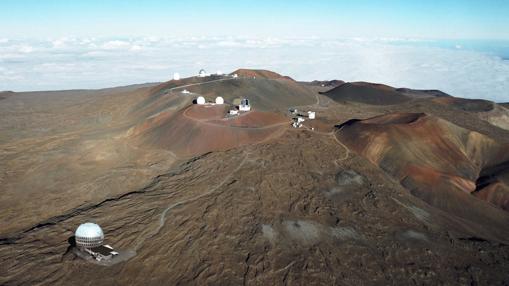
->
[232, 74, 238, 78]
[84, 245, 119, 262]
[229, 109, 239, 115]
[215, 96, 224, 104]
[196, 96, 206, 105]
[308, 111, 316, 119]
[181, 89, 190, 94]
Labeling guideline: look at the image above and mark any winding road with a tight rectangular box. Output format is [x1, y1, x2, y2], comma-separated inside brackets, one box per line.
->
[133, 77, 350, 250]
[299, 124, 351, 163]
[135, 152, 250, 250]
[168, 76, 236, 93]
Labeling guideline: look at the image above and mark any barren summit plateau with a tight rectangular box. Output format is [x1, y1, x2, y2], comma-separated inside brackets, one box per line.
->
[1, 69, 509, 285]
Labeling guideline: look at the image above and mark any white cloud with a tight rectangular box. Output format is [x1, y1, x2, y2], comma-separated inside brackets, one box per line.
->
[101, 40, 131, 50]
[18, 45, 34, 53]
[0, 37, 508, 102]
[129, 45, 143, 51]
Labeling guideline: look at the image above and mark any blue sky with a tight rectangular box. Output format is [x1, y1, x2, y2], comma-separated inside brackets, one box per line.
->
[1, 0, 509, 39]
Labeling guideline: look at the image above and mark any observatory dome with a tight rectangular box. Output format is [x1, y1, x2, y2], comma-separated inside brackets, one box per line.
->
[215, 96, 224, 104]
[75, 222, 104, 248]
[196, 96, 206, 105]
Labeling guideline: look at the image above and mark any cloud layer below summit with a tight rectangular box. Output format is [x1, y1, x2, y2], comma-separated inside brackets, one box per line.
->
[1, 37, 508, 101]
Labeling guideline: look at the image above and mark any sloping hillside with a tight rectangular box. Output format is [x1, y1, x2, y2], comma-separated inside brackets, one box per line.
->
[230, 68, 294, 80]
[336, 112, 509, 227]
[396, 88, 450, 98]
[2, 130, 509, 285]
[2, 69, 509, 285]
[432, 97, 495, 112]
[128, 105, 289, 156]
[181, 77, 316, 112]
[323, 82, 411, 105]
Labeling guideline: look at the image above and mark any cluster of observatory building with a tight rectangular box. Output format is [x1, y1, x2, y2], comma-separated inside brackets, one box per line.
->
[174, 69, 250, 115]
[174, 68, 315, 124]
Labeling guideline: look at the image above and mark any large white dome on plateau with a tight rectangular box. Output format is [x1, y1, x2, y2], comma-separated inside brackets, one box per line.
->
[75, 223, 104, 240]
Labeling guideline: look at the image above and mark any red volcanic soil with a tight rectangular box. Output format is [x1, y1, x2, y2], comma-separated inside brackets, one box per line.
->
[231, 69, 294, 81]
[473, 162, 509, 211]
[184, 104, 229, 120]
[337, 112, 509, 228]
[303, 118, 336, 133]
[432, 97, 495, 112]
[129, 105, 290, 156]
[323, 82, 410, 105]
[474, 181, 509, 211]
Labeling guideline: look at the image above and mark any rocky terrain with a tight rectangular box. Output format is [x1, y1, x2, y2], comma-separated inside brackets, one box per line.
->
[1, 69, 509, 285]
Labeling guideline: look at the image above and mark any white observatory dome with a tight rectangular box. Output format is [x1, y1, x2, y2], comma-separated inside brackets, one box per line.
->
[215, 96, 224, 104]
[75, 222, 104, 248]
[173, 72, 180, 80]
[196, 96, 206, 105]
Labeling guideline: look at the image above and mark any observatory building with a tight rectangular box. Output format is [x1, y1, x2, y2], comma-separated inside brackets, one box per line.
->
[75, 222, 118, 262]
[173, 72, 180, 81]
[215, 96, 224, 104]
[196, 96, 206, 105]
[308, 111, 316, 119]
[239, 98, 251, 111]
[75, 222, 103, 248]
[292, 117, 305, 128]
[198, 69, 207, 77]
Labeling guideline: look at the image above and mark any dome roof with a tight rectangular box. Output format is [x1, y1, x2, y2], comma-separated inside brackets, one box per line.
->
[215, 96, 224, 104]
[75, 222, 104, 239]
[196, 96, 206, 104]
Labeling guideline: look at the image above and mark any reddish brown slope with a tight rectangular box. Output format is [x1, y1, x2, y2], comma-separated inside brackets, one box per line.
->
[432, 97, 495, 112]
[473, 162, 509, 211]
[336, 112, 509, 225]
[129, 105, 290, 156]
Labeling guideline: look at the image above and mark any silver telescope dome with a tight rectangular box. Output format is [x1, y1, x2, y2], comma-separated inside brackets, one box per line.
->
[75, 222, 104, 248]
